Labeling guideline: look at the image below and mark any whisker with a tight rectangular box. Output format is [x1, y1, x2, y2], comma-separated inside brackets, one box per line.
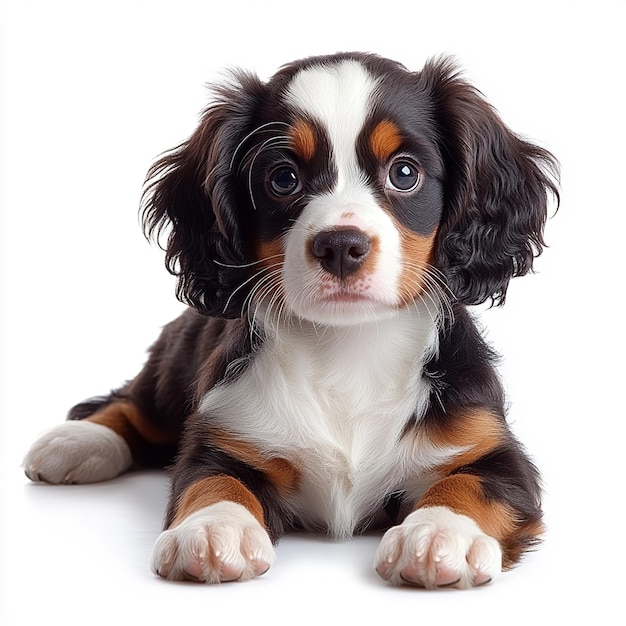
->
[214, 255, 284, 270]
[243, 265, 283, 330]
[239, 137, 293, 176]
[245, 138, 292, 211]
[222, 260, 280, 316]
[399, 262, 455, 326]
[263, 276, 287, 329]
[229, 121, 291, 171]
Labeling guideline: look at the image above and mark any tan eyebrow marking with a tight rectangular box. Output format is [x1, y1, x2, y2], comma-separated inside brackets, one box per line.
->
[290, 120, 316, 161]
[370, 119, 402, 161]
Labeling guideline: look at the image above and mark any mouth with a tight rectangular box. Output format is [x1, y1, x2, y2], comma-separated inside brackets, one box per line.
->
[317, 279, 384, 304]
[298, 282, 401, 325]
[320, 289, 375, 304]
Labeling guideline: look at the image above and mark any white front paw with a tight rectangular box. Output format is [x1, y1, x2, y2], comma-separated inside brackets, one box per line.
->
[23, 421, 132, 484]
[375, 506, 502, 589]
[151, 501, 276, 583]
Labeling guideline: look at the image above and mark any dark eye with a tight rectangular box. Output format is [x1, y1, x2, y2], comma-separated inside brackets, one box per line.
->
[269, 166, 301, 196]
[387, 160, 421, 192]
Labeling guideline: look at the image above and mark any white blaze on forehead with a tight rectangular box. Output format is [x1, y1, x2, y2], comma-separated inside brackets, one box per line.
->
[285, 60, 378, 189]
[281, 60, 405, 325]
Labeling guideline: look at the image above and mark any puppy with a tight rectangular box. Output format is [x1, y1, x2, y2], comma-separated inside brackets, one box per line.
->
[24, 52, 559, 589]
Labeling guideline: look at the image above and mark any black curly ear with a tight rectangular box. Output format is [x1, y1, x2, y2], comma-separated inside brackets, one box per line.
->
[141, 72, 264, 317]
[421, 58, 560, 306]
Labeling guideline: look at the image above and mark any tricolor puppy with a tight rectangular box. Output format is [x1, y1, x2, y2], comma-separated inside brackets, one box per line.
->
[24, 53, 559, 589]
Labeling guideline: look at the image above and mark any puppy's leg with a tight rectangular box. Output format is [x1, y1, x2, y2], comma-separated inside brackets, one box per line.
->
[375, 476, 504, 589]
[152, 427, 294, 583]
[375, 469, 543, 589]
[375, 406, 543, 590]
[23, 400, 177, 484]
[152, 475, 276, 583]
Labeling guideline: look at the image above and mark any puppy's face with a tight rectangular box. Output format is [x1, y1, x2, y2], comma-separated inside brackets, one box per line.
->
[142, 54, 557, 320]
[241, 59, 446, 326]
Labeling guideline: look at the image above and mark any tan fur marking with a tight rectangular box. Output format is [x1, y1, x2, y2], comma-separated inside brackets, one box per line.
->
[209, 429, 300, 493]
[256, 238, 285, 267]
[416, 472, 545, 568]
[370, 119, 402, 161]
[416, 474, 516, 542]
[87, 401, 177, 446]
[419, 408, 505, 474]
[290, 120, 316, 161]
[253, 238, 286, 307]
[354, 233, 380, 279]
[170, 475, 265, 528]
[395, 226, 438, 305]
[502, 518, 545, 567]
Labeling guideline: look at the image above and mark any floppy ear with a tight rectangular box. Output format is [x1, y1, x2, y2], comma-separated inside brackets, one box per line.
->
[141, 72, 264, 317]
[421, 58, 560, 306]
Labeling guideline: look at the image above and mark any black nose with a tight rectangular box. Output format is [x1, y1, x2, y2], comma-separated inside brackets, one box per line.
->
[311, 228, 372, 279]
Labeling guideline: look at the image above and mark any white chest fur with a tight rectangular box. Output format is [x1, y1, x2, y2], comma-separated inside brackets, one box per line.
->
[199, 308, 442, 537]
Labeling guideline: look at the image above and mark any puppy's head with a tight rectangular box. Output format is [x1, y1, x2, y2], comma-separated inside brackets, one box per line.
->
[142, 53, 559, 323]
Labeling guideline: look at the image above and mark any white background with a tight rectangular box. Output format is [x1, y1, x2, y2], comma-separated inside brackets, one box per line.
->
[1, 1, 625, 624]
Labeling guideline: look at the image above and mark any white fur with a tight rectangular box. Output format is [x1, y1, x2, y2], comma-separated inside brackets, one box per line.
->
[151, 502, 275, 583]
[23, 420, 132, 484]
[285, 60, 378, 191]
[283, 60, 403, 326]
[200, 305, 466, 538]
[374, 506, 502, 588]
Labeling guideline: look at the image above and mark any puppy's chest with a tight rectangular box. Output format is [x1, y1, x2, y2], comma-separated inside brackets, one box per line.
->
[200, 318, 438, 536]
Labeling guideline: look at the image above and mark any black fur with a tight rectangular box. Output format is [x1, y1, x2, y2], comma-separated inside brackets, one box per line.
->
[141, 74, 265, 317]
[421, 58, 560, 305]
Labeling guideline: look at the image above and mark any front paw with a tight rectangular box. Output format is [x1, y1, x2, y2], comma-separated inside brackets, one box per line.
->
[23, 421, 132, 484]
[374, 506, 502, 589]
[151, 501, 276, 583]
